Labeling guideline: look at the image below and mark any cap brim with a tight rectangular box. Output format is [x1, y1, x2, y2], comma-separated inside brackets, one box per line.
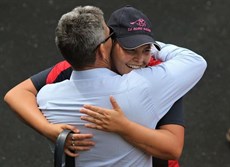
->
[117, 34, 161, 50]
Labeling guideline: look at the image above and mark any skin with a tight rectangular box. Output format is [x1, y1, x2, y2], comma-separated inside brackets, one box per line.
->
[4, 22, 113, 157]
[81, 96, 184, 159]
[81, 41, 184, 159]
[111, 41, 152, 74]
[4, 24, 184, 159]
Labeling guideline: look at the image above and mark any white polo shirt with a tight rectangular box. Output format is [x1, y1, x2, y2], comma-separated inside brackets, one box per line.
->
[37, 42, 207, 167]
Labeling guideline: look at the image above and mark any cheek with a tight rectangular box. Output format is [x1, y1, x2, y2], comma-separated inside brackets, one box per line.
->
[115, 57, 132, 74]
[144, 55, 151, 64]
[112, 46, 133, 74]
[114, 50, 130, 65]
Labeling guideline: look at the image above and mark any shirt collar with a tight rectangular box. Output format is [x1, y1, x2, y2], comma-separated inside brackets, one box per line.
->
[70, 68, 118, 80]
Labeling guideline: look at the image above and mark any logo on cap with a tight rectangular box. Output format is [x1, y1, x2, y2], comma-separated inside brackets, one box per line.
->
[130, 19, 146, 27]
[128, 18, 151, 32]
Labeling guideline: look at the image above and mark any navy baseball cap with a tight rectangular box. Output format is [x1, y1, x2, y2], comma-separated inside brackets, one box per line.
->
[108, 5, 160, 50]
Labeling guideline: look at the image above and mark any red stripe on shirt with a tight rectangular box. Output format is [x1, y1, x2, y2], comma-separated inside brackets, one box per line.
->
[46, 60, 71, 84]
[148, 57, 162, 66]
[169, 160, 180, 167]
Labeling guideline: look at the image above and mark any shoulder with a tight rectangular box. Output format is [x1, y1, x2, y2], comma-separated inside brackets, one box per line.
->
[37, 80, 70, 97]
[156, 98, 185, 127]
[46, 60, 72, 84]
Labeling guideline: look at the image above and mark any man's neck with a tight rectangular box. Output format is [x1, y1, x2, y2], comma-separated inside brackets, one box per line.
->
[73, 52, 112, 71]
[74, 62, 111, 71]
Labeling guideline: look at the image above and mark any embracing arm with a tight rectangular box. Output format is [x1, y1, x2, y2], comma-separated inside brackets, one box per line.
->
[122, 123, 184, 160]
[4, 63, 95, 156]
[119, 117, 184, 160]
[80, 96, 184, 160]
[4, 79, 79, 142]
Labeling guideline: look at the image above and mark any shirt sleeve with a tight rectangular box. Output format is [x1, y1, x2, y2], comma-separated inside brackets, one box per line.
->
[30, 67, 53, 91]
[148, 50, 185, 128]
[156, 98, 185, 128]
[30, 61, 72, 91]
[136, 42, 207, 122]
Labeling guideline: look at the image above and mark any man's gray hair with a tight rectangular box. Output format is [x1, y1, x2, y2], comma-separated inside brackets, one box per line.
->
[55, 6, 106, 69]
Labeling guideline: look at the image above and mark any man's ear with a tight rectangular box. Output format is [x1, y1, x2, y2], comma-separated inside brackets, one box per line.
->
[97, 43, 107, 60]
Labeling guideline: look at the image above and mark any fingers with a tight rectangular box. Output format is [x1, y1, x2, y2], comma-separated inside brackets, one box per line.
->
[80, 115, 108, 131]
[68, 141, 94, 151]
[80, 112, 106, 131]
[61, 124, 80, 134]
[80, 108, 106, 121]
[81, 96, 121, 116]
[65, 133, 95, 155]
[82, 104, 106, 115]
[69, 141, 95, 149]
[84, 123, 103, 130]
[71, 133, 94, 141]
[67, 134, 95, 146]
[64, 148, 79, 157]
[109, 96, 121, 110]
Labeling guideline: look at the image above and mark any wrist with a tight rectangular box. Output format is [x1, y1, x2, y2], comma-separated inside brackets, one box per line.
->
[41, 123, 60, 142]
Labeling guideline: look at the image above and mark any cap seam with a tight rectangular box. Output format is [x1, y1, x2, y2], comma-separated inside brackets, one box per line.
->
[116, 33, 153, 38]
[118, 8, 125, 36]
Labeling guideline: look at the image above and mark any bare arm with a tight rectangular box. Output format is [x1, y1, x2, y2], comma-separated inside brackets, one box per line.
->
[4, 79, 79, 141]
[4, 79, 94, 156]
[80, 96, 184, 160]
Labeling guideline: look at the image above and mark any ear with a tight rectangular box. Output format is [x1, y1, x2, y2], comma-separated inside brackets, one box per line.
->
[96, 43, 107, 60]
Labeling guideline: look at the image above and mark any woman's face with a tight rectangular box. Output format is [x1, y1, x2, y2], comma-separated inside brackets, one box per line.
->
[111, 42, 152, 75]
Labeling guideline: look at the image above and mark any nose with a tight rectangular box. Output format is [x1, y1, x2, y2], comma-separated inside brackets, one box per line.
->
[133, 53, 145, 63]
